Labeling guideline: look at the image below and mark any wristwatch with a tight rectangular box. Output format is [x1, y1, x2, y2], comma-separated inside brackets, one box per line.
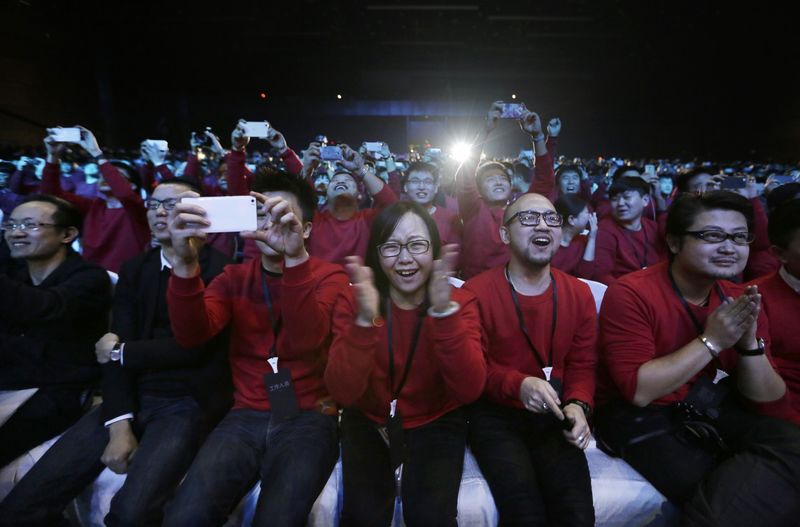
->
[564, 399, 592, 419]
[737, 338, 766, 357]
[110, 342, 123, 362]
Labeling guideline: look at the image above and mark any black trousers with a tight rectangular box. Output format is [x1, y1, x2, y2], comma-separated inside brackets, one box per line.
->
[595, 399, 800, 526]
[0, 387, 85, 469]
[468, 399, 595, 527]
[340, 407, 467, 527]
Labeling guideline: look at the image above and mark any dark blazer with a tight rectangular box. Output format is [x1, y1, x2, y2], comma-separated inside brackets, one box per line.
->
[100, 245, 233, 425]
[0, 250, 112, 390]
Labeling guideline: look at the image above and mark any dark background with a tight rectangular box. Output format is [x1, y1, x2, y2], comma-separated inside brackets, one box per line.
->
[1, 0, 798, 161]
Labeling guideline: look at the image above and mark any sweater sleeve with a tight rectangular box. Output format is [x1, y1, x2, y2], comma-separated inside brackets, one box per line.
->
[456, 164, 483, 221]
[41, 162, 93, 214]
[167, 268, 234, 348]
[279, 259, 348, 359]
[598, 281, 658, 403]
[593, 226, 619, 285]
[430, 292, 486, 404]
[562, 284, 598, 406]
[529, 150, 556, 201]
[226, 151, 251, 196]
[371, 184, 398, 211]
[279, 148, 303, 177]
[324, 290, 380, 407]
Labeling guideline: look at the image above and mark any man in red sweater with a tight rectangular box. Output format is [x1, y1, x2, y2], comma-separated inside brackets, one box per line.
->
[162, 169, 348, 527]
[40, 126, 150, 273]
[402, 160, 462, 249]
[595, 191, 800, 525]
[457, 101, 556, 279]
[464, 193, 597, 526]
[593, 176, 666, 284]
[305, 145, 398, 266]
[753, 198, 800, 424]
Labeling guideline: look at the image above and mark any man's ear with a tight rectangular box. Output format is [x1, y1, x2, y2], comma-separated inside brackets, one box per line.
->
[302, 221, 312, 240]
[61, 226, 79, 246]
[642, 193, 651, 206]
[499, 225, 511, 245]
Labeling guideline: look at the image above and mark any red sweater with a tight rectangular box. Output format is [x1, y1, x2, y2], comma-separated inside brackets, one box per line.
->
[551, 235, 596, 279]
[464, 266, 597, 408]
[753, 271, 800, 424]
[744, 198, 780, 280]
[325, 287, 486, 429]
[41, 162, 150, 273]
[598, 262, 789, 416]
[593, 217, 666, 285]
[308, 185, 398, 267]
[167, 257, 349, 412]
[431, 206, 462, 247]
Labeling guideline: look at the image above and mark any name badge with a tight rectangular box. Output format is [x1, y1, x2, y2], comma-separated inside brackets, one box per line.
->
[264, 357, 299, 423]
[542, 366, 553, 381]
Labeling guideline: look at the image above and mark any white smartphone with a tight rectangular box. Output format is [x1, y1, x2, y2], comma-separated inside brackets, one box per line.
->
[146, 139, 169, 152]
[364, 141, 384, 152]
[182, 196, 257, 233]
[242, 121, 271, 138]
[644, 164, 656, 175]
[51, 127, 82, 142]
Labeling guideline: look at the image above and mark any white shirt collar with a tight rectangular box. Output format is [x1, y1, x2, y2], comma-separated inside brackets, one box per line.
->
[779, 265, 800, 294]
[160, 249, 173, 271]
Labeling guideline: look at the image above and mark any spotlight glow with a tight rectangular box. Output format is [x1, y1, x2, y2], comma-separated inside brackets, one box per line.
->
[511, 94, 517, 99]
[450, 141, 472, 162]
[336, 94, 343, 100]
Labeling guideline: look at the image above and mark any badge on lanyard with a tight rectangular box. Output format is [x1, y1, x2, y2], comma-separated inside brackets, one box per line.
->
[264, 357, 299, 423]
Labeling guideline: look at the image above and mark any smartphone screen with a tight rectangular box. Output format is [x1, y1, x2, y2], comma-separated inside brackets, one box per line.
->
[721, 176, 747, 189]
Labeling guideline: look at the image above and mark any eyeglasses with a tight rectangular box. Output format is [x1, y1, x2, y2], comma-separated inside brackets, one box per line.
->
[504, 210, 563, 227]
[1, 221, 62, 232]
[407, 178, 436, 187]
[685, 230, 755, 245]
[377, 239, 431, 257]
[145, 198, 179, 211]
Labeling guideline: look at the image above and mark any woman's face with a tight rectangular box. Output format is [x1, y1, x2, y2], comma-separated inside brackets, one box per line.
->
[378, 212, 434, 301]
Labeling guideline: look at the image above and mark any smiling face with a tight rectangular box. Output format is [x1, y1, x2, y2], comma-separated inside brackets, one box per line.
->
[327, 172, 358, 202]
[668, 209, 750, 281]
[501, 194, 563, 268]
[610, 190, 649, 225]
[558, 170, 581, 195]
[147, 183, 190, 244]
[4, 201, 74, 262]
[378, 212, 434, 304]
[404, 169, 439, 207]
[478, 168, 512, 204]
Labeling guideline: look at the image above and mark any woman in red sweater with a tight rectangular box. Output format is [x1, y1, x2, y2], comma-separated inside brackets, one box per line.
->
[552, 194, 598, 279]
[325, 201, 486, 526]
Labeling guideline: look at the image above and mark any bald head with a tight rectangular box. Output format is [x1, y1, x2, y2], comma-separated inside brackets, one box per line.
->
[503, 193, 556, 224]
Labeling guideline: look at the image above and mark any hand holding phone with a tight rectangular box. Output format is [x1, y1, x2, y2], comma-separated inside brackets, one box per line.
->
[320, 145, 343, 161]
[181, 196, 257, 233]
[241, 121, 271, 138]
[50, 127, 82, 143]
[500, 103, 525, 119]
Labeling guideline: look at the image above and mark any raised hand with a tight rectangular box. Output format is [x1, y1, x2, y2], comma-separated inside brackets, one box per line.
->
[75, 125, 103, 158]
[168, 190, 208, 277]
[339, 145, 366, 174]
[231, 120, 250, 152]
[519, 110, 544, 138]
[240, 193, 308, 263]
[547, 117, 562, 138]
[428, 244, 460, 313]
[486, 101, 503, 132]
[345, 255, 381, 327]
[587, 212, 599, 240]
[266, 127, 288, 155]
[43, 130, 67, 162]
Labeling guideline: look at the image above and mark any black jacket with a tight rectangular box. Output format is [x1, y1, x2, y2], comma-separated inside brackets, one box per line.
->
[0, 250, 112, 390]
[100, 245, 233, 425]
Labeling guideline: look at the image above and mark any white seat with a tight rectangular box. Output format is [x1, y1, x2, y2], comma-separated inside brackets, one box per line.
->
[578, 277, 608, 314]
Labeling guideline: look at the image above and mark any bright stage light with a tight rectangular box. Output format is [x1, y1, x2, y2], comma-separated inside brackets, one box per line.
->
[450, 141, 471, 162]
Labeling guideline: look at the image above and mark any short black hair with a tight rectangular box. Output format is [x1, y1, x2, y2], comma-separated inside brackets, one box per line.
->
[666, 191, 754, 255]
[768, 198, 800, 249]
[612, 165, 641, 182]
[766, 182, 800, 215]
[608, 176, 650, 198]
[402, 161, 439, 185]
[476, 161, 510, 184]
[364, 202, 441, 311]
[251, 167, 317, 224]
[676, 167, 718, 193]
[156, 176, 202, 195]
[19, 194, 83, 237]
[109, 161, 142, 193]
[555, 163, 582, 185]
[554, 194, 588, 219]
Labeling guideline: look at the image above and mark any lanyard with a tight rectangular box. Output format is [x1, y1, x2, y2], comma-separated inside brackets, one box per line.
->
[387, 300, 426, 404]
[505, 266, 558, 370]
[622, 225, 650, 269]
[261, 269, 283, 359]
[668, 266, 726, 335]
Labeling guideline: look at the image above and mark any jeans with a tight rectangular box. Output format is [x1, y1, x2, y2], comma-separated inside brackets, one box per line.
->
[468, 400, 595, 527]
[339, 407, 467, 527]
[595, 398, 800, 526]
[0, 395, 205, 527]
[162, 408, 339, 527]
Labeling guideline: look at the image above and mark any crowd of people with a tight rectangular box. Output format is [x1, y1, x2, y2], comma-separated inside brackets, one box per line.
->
[1, 100, 800, 527]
